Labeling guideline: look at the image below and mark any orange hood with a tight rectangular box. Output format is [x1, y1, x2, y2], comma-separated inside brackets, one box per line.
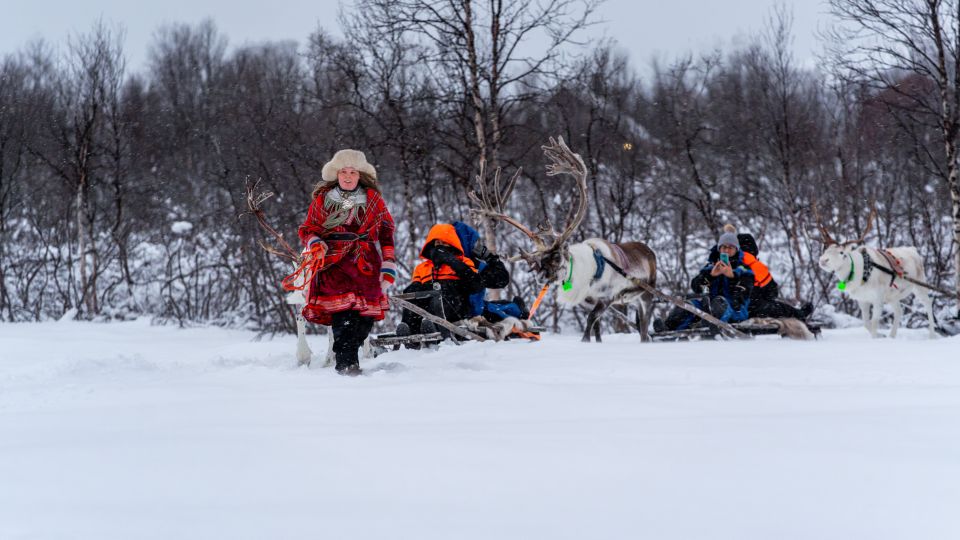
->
[419, 223, 466, 259]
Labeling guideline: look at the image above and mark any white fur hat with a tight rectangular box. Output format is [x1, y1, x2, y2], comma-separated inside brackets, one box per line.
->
[321, 149, 377, 182]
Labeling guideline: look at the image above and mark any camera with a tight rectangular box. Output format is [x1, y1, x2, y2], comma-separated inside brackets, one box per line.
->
[473, 242, 490, 260]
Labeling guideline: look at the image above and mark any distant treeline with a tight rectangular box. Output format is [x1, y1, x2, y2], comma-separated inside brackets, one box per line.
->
[0, 1, 957, 331]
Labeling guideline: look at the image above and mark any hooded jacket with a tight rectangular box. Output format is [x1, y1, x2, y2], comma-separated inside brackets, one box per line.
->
[410, 224, 479, 284]
[691, 251, 755, 312]
[403, 224, 483, 322]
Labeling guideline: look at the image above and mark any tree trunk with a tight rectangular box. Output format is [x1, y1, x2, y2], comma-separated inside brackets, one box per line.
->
[949, 150, 960, 301]
[75, 182, 95, 316]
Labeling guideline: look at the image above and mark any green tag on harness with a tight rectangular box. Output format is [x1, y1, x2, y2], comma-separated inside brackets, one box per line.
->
[836, 257, 854, 292]
[561, 255, 574, 291]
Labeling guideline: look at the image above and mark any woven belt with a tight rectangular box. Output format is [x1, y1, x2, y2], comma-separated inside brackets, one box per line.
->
[323, 232, 371, 242]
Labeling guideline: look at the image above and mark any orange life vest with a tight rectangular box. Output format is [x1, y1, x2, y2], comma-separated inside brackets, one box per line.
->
[742, 251, 772, 288]
[410, 224, 477, 283]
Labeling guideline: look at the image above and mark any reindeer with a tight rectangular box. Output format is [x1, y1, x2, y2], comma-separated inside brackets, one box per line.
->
[816, 207, 936, 338]
[471, 137, 657, 342]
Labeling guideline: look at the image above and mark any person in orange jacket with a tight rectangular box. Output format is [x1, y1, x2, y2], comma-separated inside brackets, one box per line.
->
[396, 223, 508, 335]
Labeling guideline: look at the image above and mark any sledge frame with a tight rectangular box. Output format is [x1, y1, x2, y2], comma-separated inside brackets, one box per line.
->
[650, 319, 824, 342]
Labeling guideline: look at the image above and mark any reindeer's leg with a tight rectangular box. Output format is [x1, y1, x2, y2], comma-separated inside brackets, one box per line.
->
[583, 301, 608, 343]
[295, 309, 312, 366]
[919, 289, 937, 338]
[858, 300, 875, 337]
[870, 296, 884, 338]
[323, 329, 336, 367]
[890, 300, 902, 339]
[287, 289, 313, 367]
[637, 292, 653, 343]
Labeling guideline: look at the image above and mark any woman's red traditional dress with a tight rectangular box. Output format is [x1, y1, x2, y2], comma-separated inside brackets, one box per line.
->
[297, 186, 396, 326]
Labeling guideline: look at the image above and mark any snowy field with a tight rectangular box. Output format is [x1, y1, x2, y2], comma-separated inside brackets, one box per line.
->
[1, 319, 958, 540]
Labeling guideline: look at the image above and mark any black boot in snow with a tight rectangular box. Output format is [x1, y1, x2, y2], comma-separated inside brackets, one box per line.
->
[338, 364, 362, 377]
[395, 322, 421, 350]
[652, 318, 667, 333]
[335, 351, 362, 376]
[420, 319, 437, 335]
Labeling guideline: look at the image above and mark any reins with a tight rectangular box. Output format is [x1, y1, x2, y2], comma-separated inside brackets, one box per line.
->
[282, 243, 327, 291]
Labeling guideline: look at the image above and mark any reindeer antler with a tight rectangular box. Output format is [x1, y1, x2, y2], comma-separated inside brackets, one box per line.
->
[540, 136, 589, 250]
[854, 200, 877, 245]
[243, 178, 300, 263]
[467, 137, 588, 275]
[811, 200, 837, 246]
[468, 159, 540, 244]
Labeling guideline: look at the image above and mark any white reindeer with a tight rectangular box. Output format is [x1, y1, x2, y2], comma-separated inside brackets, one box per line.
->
[816, 209, 936, 338]
[472, 137, 657, 342]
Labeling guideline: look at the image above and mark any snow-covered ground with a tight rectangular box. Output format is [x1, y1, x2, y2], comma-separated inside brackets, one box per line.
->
[1, 319, 958, 540]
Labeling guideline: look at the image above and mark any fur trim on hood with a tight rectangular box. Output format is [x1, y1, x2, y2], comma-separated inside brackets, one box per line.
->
[321, 149, 378, 182]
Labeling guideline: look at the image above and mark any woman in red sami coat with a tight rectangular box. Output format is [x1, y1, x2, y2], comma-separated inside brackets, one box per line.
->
[298, 149, 397, 375]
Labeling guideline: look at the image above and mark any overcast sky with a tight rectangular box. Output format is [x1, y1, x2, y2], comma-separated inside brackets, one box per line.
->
[2, 0, 831, 75]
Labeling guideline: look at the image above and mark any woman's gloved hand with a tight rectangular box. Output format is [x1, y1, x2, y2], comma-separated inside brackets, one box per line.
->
[302, 237, 327, 260]
[380, 260, 397, 293]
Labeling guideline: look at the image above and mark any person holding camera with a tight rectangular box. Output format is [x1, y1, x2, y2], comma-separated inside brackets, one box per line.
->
[396, 222, 508, 335]
[656, 227, 754, 331]
[705, 225, 814, 320]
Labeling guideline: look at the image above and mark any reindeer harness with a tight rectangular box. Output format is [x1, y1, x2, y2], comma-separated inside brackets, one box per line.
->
[591, 249, 608, 283]
[839, 247, 905, 291]
[561, 248, 628, 291]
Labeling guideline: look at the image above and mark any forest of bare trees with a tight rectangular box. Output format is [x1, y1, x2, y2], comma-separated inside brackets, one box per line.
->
[1, 1, 957, 333]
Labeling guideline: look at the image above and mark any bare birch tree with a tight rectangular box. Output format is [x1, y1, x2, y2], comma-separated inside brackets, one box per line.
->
[829, 0, 960, 299]
[355, 0, 601, 270]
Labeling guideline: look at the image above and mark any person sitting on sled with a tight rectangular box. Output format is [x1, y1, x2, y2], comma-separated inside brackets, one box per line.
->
[396, 221, 517, 336]
[705, 224, 814, 320]
[655, 227, 754, 331]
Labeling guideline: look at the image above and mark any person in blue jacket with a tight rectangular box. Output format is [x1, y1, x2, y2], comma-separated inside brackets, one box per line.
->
[656, 228, 754, 331]
[451, 221, 530, 322]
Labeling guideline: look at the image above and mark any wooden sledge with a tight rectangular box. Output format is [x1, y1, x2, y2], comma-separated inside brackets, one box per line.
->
[367, 291, 543, 356]
[368, 331, 445, 353]
[650, 319, 824, 342]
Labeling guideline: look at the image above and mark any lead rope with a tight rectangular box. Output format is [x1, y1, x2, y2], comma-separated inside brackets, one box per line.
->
[528, 284, 551, 319]
[282, 243, 327, 291]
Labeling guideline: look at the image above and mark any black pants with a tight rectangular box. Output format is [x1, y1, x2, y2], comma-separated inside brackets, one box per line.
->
[331, 310, 374, 372]
[748, 297, 806, 319]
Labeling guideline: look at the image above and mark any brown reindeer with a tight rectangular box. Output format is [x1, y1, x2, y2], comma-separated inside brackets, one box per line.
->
[471, 137, 657, 342]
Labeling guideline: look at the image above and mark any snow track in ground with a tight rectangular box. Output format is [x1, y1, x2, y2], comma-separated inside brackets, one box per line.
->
[1, 319, 958, 540]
